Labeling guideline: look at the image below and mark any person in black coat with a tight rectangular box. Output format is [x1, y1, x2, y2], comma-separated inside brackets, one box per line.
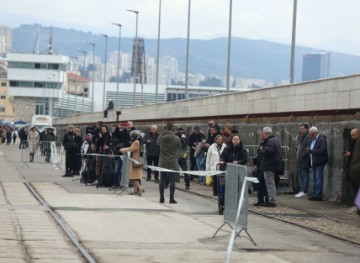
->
[220, 134, 248, 165]
[258, 127, 282, 207]
[295, 124, 312, 198]
[62, 125, 77, 177]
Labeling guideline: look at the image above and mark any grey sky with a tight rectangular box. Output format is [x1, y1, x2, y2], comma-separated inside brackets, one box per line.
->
[1, 0, 360, 55]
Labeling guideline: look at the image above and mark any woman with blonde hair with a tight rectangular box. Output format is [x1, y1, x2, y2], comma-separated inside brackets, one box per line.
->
[120, 130, 145, 195]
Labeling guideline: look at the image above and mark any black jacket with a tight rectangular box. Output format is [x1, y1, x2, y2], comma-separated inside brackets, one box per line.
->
[220, 141, 248, 165]
[309, 134, 328, 166]
[258, 135, 282, 172]
[297, 132, 312, 168]
[143, 132, 160, 157]
[63, 132, 76, 152]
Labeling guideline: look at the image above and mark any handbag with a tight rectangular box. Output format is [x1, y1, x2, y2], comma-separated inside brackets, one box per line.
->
[132, 156, 146, 168]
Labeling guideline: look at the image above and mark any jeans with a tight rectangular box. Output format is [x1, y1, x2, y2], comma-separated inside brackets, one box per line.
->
[159, 172, 175, 200]
[113, 157, 123, 187]
[311, 165, 324, 198]
[146, 155, 159, 179]
[196, 155, 206, 184]
[264, 170, 276, 204]
[298, 167, 310, 193]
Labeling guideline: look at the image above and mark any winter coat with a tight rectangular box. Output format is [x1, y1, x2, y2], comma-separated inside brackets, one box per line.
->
[309, 134, 328, 166]
[258, 135, 282, 172]
[350, 138, 360, 184]
[157, 130, 181, 171]
[297, 132, 312, 168]
[63, 132, 77, 152]
[143, 132, 160, 157]
[120, 139, 142, 180]
[206, 143, 226, 171]
[28, 130, 40, 154]
[220, 141, 248, 165]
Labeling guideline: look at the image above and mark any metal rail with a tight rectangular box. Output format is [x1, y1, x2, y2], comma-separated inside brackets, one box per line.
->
[24, 182, 97, 263]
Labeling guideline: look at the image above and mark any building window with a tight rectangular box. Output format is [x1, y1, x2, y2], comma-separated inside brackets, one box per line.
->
[0, 107, 5, 113]
[19, 81, 33, 87]
[34, 63, 47, 69]
[1, 82, 6, 87]
[48, 64, 59, 70]
[10, 81, 19, 87]
[20, 62, 33, 69]
[0, 94, 5, 99]
[8, 62, 20, 68]
[34, 82, 45, 88]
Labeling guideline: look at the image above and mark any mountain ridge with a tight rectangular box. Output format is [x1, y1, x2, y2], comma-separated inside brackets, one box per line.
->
[12, 24, 360, 82]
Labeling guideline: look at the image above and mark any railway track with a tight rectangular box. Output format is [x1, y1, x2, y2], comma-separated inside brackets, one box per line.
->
[25, 182, 96, 263]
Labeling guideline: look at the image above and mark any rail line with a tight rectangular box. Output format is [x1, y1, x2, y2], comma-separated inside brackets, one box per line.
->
[24, 182, 97, 263]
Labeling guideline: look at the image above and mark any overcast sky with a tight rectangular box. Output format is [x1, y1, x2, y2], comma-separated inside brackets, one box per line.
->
[1, 0, 360, 56]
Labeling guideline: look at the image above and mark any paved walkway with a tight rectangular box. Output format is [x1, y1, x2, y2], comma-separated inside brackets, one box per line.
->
[1, 143, 360, 263]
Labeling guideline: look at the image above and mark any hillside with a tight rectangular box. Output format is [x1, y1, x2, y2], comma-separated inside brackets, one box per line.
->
[12, 24, 360, 82]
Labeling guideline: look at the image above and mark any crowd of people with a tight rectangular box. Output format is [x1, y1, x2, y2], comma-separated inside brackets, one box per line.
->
[6, 119, 354, 212]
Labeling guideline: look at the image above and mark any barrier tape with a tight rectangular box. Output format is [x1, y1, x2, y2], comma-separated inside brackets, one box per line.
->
[80, 152, 226, 177]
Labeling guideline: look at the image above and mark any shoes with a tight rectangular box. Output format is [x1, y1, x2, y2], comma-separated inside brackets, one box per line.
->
[295, 191, 306, 198]
[263, 202, 276, 207]
[253, 202, 265, 206]
[155, 178, 159, 182]
[169, 199, 177, 204]
[347, 206, 358, 213]
[62, 174, 74, 177]
[159, 197, 164, 203]
[108, 185, 119, 191]
[308, 197, 323, 201]
[185, 185, 190, 190]
[146, 178, 151, 181]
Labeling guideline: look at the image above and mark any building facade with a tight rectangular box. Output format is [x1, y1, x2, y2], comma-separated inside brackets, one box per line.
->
[302, 52, 331, 81]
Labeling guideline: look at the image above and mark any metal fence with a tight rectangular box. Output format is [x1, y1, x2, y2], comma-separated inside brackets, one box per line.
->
[245, 145, 290, 179]
[21, 141, 63, 169]
[213, 164, 256, 246]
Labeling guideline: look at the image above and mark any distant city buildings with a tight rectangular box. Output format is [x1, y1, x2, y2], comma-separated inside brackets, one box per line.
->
[302, 52, 331, 81]
[0, 25, 13, 55]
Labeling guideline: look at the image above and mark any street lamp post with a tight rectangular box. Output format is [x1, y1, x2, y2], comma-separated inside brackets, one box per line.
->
[112, 23, 122, 109]
[290, 0, 297, 84]
[226, 0, 233, 92]
[185, 0, 191, 99]
[87, 43, 96, 112]
[78, 48, 87, 113]
[101, 34, 108, 112]
[155, 0, 162, 103]
[127, 9, 139, 106]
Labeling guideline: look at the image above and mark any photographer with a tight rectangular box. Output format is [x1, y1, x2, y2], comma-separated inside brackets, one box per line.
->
[176, 127, 190, 190]
[109, 123, 129, 190]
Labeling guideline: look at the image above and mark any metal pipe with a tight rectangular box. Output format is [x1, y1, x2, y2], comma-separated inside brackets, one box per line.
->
[290, 0, 298, 84]
[87, 43, 96, 112]
[155, 0, 162, 103]
[185, 0, 191, 99]
[112, 23, 122, 109]
[226, 0, 233, 92]
[127, 10, 139, 106]
[101, 34, 108, 111]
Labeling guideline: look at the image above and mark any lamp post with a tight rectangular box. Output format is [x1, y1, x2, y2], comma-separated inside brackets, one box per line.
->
[290, 0, 297, 84]
[226, 0, 233, 92]
[87, 43, 96, 112]
[127, 9, 139, 106]
[155, 0, 162, 103]
[101, 34, 108, 111]
[78, 48, 87, 113]
[112, 23, 122, 109]
[185, 0, 191, 99]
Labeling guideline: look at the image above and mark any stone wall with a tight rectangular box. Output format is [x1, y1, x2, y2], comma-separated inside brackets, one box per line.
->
[13, 97, 35, 122]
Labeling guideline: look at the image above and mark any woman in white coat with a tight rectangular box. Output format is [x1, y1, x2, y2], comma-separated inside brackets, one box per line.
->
[206, 135, 226, 196]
